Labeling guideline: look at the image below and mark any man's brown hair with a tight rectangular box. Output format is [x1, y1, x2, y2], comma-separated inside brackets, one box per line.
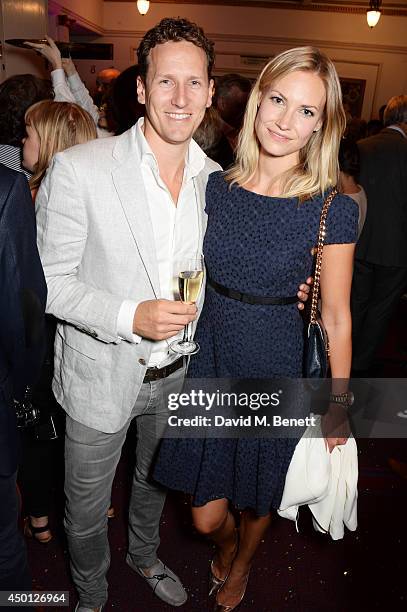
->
[137, 18, 215, 81]
[383, 95, 407, 127]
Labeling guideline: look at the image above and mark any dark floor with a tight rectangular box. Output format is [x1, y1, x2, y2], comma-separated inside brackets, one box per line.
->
[26, 300, 407, 612]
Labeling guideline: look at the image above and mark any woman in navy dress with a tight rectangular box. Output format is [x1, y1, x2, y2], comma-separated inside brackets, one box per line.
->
[154, 47, 358, 611]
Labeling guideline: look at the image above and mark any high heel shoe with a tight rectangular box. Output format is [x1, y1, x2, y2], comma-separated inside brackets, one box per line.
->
[24, 517, 52, 544]
[209, 531, 239, 597]
[213, 571, 250, 612]
[209, 563, 226, 598]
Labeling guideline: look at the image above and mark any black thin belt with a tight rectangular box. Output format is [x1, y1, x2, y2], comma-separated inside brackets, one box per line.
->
[143, 357, 184, 383]
[208, 277, 298, 305]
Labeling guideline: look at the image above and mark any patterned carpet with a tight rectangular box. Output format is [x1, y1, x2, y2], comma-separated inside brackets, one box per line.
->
[26, 438, 407, 612]
[26, 301, 407, 612]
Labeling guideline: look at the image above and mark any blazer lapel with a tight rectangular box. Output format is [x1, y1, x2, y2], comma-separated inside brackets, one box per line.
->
[112, 156, 160, 297]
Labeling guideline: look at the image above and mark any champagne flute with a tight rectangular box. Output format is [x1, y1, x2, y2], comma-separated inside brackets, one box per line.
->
[170, 256, 204, 355]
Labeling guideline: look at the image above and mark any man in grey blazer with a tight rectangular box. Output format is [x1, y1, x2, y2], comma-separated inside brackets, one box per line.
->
[36, 18, 310, 612]
[35, 19, 217, 611]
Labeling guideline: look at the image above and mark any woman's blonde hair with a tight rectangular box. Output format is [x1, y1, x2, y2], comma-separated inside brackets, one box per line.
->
[226, 46, 346, 200]
[25, 100, 97, 190]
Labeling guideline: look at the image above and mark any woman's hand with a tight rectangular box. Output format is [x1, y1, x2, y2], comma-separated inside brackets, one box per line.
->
[321, 402, 351, 453]
[297, 276, 313, 310]
[24, 35, 62, 71]
[61, 58, 77, 77]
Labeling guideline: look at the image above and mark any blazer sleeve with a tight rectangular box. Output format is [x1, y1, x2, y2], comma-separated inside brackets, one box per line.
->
[35, 155, 124, 343]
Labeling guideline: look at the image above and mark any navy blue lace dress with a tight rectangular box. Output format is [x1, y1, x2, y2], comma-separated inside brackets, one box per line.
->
[154, 171, 358, 516]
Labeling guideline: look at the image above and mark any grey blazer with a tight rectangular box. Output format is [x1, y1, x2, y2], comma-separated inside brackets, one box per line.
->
[36, 126, 220, 432]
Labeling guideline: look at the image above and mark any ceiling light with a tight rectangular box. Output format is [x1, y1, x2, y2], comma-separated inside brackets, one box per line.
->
[367, 0, 382, 28]
[137, 0, 150, 16]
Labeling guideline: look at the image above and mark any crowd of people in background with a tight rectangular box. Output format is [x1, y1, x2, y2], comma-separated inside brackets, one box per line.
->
[0, 15, 406, 612]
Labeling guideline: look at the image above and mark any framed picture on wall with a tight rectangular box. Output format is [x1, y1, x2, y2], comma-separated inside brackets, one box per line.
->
[339, 77, 366, 119]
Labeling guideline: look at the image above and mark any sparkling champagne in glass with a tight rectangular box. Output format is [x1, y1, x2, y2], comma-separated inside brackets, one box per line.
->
[170, 256, 204, 355]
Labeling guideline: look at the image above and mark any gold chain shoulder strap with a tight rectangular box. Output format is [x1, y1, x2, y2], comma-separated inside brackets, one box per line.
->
[310, 188, 338, 325]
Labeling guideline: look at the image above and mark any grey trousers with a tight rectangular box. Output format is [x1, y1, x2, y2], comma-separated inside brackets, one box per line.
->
[64, 367, 184, 608]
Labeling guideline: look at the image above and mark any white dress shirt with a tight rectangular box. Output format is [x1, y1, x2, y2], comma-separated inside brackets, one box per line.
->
[117, 117, 206, 367]
[51, 68, 112, 138]
[51, 68, 99, 123]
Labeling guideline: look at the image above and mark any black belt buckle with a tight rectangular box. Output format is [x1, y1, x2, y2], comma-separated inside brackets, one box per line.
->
[229, 288, 245, 303]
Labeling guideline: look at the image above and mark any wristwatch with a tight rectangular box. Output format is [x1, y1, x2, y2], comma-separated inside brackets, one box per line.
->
[329, 391, 354, 407]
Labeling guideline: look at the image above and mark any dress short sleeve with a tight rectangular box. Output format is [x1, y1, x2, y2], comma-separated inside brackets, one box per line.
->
[324, 192, 359, 245]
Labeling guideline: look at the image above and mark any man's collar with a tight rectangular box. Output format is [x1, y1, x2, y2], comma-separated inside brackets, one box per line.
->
[135, 117, 156, 165]
[188, 138, 207, 179]
[386, 124, 407, 138]
[135, 117, 206, 178]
